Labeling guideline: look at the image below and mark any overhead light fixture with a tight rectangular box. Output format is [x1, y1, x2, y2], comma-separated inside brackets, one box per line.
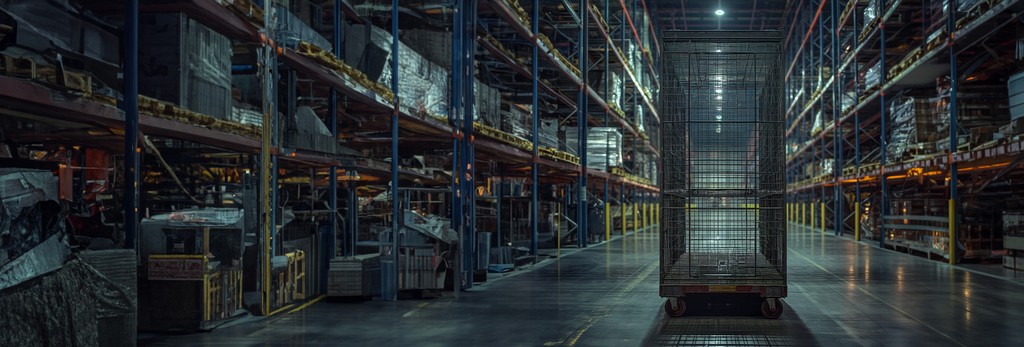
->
[716, 49, 722, 53]
[715, 9, 725, 16]
[716, 115, 723, 120]
[716, 95, 723, 100]
[715, 89, 723, 94]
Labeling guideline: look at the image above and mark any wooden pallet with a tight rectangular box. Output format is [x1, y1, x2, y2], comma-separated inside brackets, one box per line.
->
[3, 53, 95, 96]
[138, 95, 261, 138]
[474, 122, 534, 152]
[539, 146, 580, 166]
[610, 167, 653, 186]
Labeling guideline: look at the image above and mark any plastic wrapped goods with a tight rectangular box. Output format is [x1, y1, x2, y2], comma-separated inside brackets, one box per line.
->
[887, 96, 936, 162]
[0, 0, 119, 67]
[539, 118, 559, 149]
[273, 4, 332, 51]
[344, 24, 450, 119]
[587, 127, 624, 171]
[140, 13, 232, 119]
[864, 61, 882, 90]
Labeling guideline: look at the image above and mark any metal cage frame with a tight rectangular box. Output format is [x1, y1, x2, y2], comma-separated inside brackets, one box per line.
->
[659, 31, 787, 309]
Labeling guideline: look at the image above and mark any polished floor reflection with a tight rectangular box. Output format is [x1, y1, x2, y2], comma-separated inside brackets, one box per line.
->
[140, 225, 1024, 346]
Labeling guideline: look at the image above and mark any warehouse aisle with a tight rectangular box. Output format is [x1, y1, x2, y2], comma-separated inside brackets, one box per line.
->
[140, 226, 1024, 347]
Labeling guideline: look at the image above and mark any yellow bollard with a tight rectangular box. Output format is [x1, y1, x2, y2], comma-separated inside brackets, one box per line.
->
[633, 203, 639, 234]
[821, 202, 826, 234]
[621, 203, 627, 236]
[605, 202, 611, 241]
[810, 202, 815, 230]
[949, 199, 956, 265]
[800, 203, 805, 228]
[854, 201, 861, 241]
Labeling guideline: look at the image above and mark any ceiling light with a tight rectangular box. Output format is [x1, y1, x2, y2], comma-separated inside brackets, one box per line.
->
[716, 49, 722, 53]
[715, 9, 725, 16]
[716, 115, 723, 120]
[715, 89, 723, 94]
[716, 95, 723, 100]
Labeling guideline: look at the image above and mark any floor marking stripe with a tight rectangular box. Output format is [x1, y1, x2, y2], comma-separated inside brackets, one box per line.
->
[790, 247, 967, 347]
[545, 260, 659, 346]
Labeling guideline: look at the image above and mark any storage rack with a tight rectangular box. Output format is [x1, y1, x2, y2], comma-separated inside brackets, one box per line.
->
[0, 0, 660, 317]
[783, 0, 1024, 264]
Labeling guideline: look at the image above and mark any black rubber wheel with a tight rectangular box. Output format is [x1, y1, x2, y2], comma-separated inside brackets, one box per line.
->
[664, 299, 686, 317]
[761, 300, 784, 319]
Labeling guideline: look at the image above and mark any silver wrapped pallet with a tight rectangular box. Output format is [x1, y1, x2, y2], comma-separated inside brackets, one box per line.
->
[345, 24, 450, 119]
[272, 4, 332, 52]
[887, 95, 938, 162]
[587, 127, 623, 171]
[139, 13, 232, 120]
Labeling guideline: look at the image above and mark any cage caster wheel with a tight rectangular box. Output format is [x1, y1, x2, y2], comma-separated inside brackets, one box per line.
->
[761, 299, 783, 319]
[664, 298, 686, 317]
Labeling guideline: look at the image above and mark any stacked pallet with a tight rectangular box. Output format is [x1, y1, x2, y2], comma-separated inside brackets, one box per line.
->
[327, 254, 380, 297]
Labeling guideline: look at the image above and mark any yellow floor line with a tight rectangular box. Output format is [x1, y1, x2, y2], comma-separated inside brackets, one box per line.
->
[266, 304, 295, 317]
[288, 294, 327, 314]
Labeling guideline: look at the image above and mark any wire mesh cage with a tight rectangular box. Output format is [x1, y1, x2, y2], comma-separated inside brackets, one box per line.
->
[659, 32, 786, 296]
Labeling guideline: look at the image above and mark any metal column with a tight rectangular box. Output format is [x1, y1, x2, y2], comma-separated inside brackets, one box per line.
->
[853, 4, 862, 241]
[450, 0, 463, 295]
[384, 0, 400, 301]
[327, 0, 341, 261]
[530, 0, 540, 255]
[947, 0, 959, 264]
[603, 0, 611, 241]
[831, 0, 843, 236]
[461, 0, 478, 288]
[577, 0, 589, 248]
[878, 0, 888, 248]
[122, 0, 140, 250]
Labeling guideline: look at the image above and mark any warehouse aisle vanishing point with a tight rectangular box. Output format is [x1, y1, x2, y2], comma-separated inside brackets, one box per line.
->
[140, 225, 1024, 347]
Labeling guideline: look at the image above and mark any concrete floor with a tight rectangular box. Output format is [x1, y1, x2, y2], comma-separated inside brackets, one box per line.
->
[140, 224, 1024, 346]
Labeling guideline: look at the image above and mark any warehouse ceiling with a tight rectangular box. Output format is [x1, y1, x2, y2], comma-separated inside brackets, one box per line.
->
[653, 0, 789, 31]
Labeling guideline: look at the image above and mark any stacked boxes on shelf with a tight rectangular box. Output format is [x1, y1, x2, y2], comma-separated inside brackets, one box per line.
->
[538, 118, 559, 149]
[587, 127, 623, 171]
[499, 103, 531, 139]
[476, 81, 502, 128]
[345, 24, 449, 119]
[283, 106, 337, 154]
[936, 80, 1010, 150]
[1004, 211, 1024, 270]
[272, 3, 331, 51]
[887, 95, 939, 162]
[0, 0, 121, 89]
[864, 61, 882, 91]
[1005, 72, 1024, 137]
[564, 127, 623, 171]
[598, 71, 623, 112]
[863, 0, 878, 24]
[402, 29, 454, 70]
[139, 13, 232, 120]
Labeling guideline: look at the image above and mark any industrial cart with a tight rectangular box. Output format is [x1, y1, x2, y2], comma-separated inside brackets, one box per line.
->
[659, 31, 787, 319]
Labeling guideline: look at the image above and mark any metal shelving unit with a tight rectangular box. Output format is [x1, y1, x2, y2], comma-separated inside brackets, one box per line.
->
[0, 0, 661, 320]
[784, 0, 1024, 264]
